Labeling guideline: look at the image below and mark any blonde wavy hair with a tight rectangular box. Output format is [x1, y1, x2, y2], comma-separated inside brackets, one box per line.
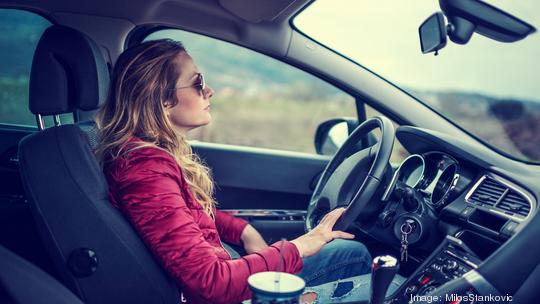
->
[95, 39, 216, 217]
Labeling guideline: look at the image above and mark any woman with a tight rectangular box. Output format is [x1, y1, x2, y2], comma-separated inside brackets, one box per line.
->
[95, 39, 400, 303]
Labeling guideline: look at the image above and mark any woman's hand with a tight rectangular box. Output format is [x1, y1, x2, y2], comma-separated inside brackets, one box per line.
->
[240, 224, 269, 254]
[291, 207, 354, 258]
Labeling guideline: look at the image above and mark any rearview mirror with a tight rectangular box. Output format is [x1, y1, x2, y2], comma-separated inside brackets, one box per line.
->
[419, 12, 447, 54]
[419, 0, 536, 54]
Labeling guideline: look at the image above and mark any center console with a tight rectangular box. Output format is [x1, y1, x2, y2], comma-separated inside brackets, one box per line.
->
[389, 234, 485, 303]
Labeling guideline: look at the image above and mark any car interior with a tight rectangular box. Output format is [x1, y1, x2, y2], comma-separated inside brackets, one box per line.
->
[0, 0, 539, 303]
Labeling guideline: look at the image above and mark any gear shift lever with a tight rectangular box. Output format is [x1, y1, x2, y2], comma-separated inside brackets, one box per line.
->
[370, 255, 399, 304]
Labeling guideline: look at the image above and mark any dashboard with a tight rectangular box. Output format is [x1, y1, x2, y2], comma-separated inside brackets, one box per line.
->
[386, 148, 535, 242]
[371, 126, 540, 301]
[393, 126, 537, 228]
[365, 125, 538, 266]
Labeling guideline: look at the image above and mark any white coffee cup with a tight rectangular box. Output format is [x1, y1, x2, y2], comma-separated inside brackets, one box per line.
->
[248, 271, 305, 303]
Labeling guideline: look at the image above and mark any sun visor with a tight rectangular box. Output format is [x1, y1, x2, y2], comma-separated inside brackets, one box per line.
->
[219, 0, 296, 23]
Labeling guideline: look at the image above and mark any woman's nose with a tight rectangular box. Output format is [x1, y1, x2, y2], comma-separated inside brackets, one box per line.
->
[205, 86, 214, 99]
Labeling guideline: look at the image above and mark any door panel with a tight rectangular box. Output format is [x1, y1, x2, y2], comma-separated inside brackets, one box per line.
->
[0, 126, 59, 279]
[193, 142, 329, 209]
[193, 142, 330, 240]
[250, 220, 305, 244]
[0, 126, 34, 201]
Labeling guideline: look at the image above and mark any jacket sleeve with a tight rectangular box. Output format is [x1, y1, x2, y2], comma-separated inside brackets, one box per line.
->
[214, 210, 249, 246]
[114, 148, 303, 304]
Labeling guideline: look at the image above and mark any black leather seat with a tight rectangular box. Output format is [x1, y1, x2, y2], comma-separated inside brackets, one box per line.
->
[0, 244, 83, 304]
[18, 25, 180, 304]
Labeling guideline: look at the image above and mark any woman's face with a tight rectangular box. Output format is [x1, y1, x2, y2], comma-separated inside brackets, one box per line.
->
[166, 52, 214, 135]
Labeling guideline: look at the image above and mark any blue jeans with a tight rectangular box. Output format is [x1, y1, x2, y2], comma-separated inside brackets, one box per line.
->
[297, 239, 405, 303]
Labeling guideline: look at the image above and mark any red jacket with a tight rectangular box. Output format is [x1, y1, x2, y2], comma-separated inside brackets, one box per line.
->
[105, 144, 303, 303]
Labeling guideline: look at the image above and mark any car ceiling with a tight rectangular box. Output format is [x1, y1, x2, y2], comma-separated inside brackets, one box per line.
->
[1, 0, 311, 58]
[1, 0, 308, 23]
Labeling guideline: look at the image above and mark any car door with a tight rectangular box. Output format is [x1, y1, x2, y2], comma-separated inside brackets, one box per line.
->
[142, 29, 360, 243]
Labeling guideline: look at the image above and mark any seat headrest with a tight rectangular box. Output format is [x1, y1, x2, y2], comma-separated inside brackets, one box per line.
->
[29, 25, 110, 115]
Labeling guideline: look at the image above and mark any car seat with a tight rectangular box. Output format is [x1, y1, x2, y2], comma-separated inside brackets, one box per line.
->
[0, 244, 83, 304]
[17, 25, 181, 304]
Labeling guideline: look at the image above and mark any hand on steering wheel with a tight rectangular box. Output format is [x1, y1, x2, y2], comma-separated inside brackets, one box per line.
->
[291, 207, 354, 258]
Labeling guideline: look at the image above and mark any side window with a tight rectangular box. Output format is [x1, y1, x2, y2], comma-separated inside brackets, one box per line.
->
[365, 103, 409, 164]
[145, 30, 356, 154]
[0, 9, 60, 127]
[0, 9, 72, 127]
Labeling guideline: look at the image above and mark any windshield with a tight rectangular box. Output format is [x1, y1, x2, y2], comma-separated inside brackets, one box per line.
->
[294, 0, 540, 163]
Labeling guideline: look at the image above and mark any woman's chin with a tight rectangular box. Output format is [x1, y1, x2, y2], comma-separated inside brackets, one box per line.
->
[203, 113, 212, 124]
[198, 117, 212, 128]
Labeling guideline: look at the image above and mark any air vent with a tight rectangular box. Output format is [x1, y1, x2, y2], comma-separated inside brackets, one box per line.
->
[467, 176, 532, 219]
[497, 190, 530, 217]
[468, 177, 506, 207]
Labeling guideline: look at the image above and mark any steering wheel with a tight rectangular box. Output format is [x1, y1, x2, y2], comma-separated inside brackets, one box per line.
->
[305, 116, 395, 232]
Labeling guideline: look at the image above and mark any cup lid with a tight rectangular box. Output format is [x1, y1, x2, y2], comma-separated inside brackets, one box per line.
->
[248, 272, 305, 296]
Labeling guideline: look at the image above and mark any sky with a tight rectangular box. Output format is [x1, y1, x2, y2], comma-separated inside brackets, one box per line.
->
[294, 0, 540, 102]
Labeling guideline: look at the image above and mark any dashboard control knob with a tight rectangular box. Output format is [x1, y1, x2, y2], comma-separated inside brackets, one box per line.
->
[442, 260, 458, 273]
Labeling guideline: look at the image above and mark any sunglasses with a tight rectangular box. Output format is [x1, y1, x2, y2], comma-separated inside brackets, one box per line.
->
[175, 73, 206, 96]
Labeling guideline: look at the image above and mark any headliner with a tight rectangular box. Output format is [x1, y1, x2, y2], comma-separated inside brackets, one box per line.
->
[0, 0, 311, 25]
